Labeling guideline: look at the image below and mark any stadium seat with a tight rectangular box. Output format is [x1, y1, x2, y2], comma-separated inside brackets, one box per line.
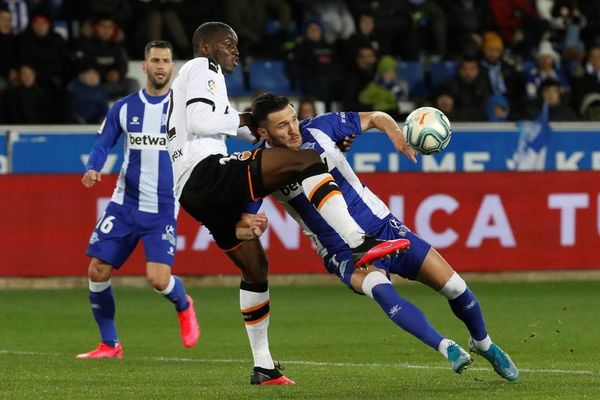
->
[397, 61, 426, 97]
[249, 60, 293, 94]
[225, 62, 248, 96]
[429, 61, 458, 92]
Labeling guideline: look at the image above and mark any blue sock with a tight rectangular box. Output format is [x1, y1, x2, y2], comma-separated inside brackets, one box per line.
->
[89, 285, 118, 347]
[372, 283, 444, 350]
[162, 276, 189, 312]
[448, 288, 487, 340]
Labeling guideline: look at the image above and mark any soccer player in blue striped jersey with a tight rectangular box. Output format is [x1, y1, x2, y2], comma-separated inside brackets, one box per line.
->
[249, 93, 518, 381]
[166, 22, 412, 385]
[76, 40, 200, 359]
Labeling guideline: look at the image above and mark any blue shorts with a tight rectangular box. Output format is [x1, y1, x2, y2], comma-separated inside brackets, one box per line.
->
[325, 214, 431, 288]
[86, 202, 177, 268]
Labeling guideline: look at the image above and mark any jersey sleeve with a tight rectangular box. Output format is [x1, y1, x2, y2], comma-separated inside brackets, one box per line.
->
[303, 112, 362, 142]
[184, 60, 239, 136]
[86, 101, 124, 172]
[233, 126, 258, 144]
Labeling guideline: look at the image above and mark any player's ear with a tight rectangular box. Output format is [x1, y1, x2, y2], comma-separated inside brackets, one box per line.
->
[256, 126, 269, 141]
[141, 61, 148, 74]
[199, 42, 210, 56]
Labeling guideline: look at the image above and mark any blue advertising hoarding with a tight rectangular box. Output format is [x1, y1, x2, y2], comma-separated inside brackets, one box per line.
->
[11, 130, 124, 173]
[344, 127, 600, 172]
[6, 123, 600, 173]
[0, 131, 7, 174]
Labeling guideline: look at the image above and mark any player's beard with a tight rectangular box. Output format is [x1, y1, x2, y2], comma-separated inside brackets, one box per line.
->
[149, 74, 169, 90]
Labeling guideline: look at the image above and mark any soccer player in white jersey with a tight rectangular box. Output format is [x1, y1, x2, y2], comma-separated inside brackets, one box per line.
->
[166, 22, 412, 385]
[76, 40, 200, 359]
[248, 93, 518, 381]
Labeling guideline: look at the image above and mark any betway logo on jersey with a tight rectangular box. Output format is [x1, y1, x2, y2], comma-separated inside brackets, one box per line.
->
[128, 133, 167, 150]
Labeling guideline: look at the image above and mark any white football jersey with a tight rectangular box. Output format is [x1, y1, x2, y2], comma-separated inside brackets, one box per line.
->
[166, 57, 240, 198]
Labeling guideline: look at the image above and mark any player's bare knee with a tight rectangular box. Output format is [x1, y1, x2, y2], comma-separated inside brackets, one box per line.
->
[147, 273, 170, 291]
[241, 261, 268, 284]
[88, 258, 112, 282]
[350, 268, 370, 294]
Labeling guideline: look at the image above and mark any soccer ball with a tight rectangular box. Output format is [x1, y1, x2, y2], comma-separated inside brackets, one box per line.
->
[404, 107, 452, 155]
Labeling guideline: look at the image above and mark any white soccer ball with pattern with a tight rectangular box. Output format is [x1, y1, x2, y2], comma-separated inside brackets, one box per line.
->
[404, 107, 452, 155]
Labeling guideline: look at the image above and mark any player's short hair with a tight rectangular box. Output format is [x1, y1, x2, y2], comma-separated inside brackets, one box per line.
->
[144, 40, 173, 59]
[251, 93, 291, 124]
[192, 21, 233, 57]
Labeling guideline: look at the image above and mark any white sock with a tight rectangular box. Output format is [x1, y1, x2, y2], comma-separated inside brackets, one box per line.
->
[89, 279, 111, 292]
[155, 276, 175, 294]
[473, 335, 492, 352]
[438, 273, 467, 300]
[361, 271, 391, 298]
[240, 288, 274, 369]
[301, 173, 364, 248]
[437, 338, 455, 359]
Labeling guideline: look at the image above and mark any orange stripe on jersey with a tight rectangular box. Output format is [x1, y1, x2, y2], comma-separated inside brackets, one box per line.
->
[247, 166, 256, 201]
[244, 312, 270, 325]
[241, 299, 270, 314]
[307, 176, 334, 201]
[316, 190, 342, 210]
[252, 149, 259, 160]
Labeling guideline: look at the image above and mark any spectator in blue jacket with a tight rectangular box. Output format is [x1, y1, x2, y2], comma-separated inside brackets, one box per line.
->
[67, 63, 108, 124]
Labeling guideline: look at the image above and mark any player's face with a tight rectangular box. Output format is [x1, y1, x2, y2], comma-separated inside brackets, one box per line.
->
[210, 28, 239, 74]
[260, 105, 302, 150]
[144, 47, 173, 90]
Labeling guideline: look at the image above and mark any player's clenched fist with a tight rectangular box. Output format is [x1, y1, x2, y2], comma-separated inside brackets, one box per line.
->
[82, 170, 102, 188]
[235, 212, 269, 240]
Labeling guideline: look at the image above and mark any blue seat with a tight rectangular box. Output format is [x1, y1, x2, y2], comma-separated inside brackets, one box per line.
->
[397, 61, 426, 97]
[430, 61, 458, 92]
[249, 60, 293, 94]
[225, 63, 248, 96]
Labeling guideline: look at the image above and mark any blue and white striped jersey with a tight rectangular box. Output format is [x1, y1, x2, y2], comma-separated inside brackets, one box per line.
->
[86, 89, 176, 216]
[274, 112, 392, 259]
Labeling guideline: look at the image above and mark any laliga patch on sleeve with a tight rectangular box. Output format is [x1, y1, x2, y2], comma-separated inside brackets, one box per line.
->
[207, 79, 216, 95]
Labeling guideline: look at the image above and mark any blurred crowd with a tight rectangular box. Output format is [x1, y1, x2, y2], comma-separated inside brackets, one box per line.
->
[1, 0, 600, 124]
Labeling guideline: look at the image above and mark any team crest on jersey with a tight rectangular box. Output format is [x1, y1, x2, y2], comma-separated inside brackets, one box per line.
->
[161, 225, 176, 246]
[219, 151, 253, 165]
[207, 79, 216, 95]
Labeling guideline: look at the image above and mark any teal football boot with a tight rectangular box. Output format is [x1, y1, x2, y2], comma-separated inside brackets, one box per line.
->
[469, 338, 519, 381]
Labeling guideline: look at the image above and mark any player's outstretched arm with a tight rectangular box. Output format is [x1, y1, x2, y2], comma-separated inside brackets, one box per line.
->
[359, 111, 417, 163]
[82, 170, 102, 188]
[235, 212, 269, 240]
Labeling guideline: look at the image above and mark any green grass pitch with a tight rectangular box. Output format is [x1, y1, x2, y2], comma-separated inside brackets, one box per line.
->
[1, 280, 599, 399]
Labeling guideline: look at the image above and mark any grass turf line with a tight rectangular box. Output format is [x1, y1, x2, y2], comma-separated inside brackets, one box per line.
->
[0, 281, 599, 399]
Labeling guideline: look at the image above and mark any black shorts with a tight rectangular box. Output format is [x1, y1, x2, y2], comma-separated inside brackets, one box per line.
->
[179, 150, 266, 250]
